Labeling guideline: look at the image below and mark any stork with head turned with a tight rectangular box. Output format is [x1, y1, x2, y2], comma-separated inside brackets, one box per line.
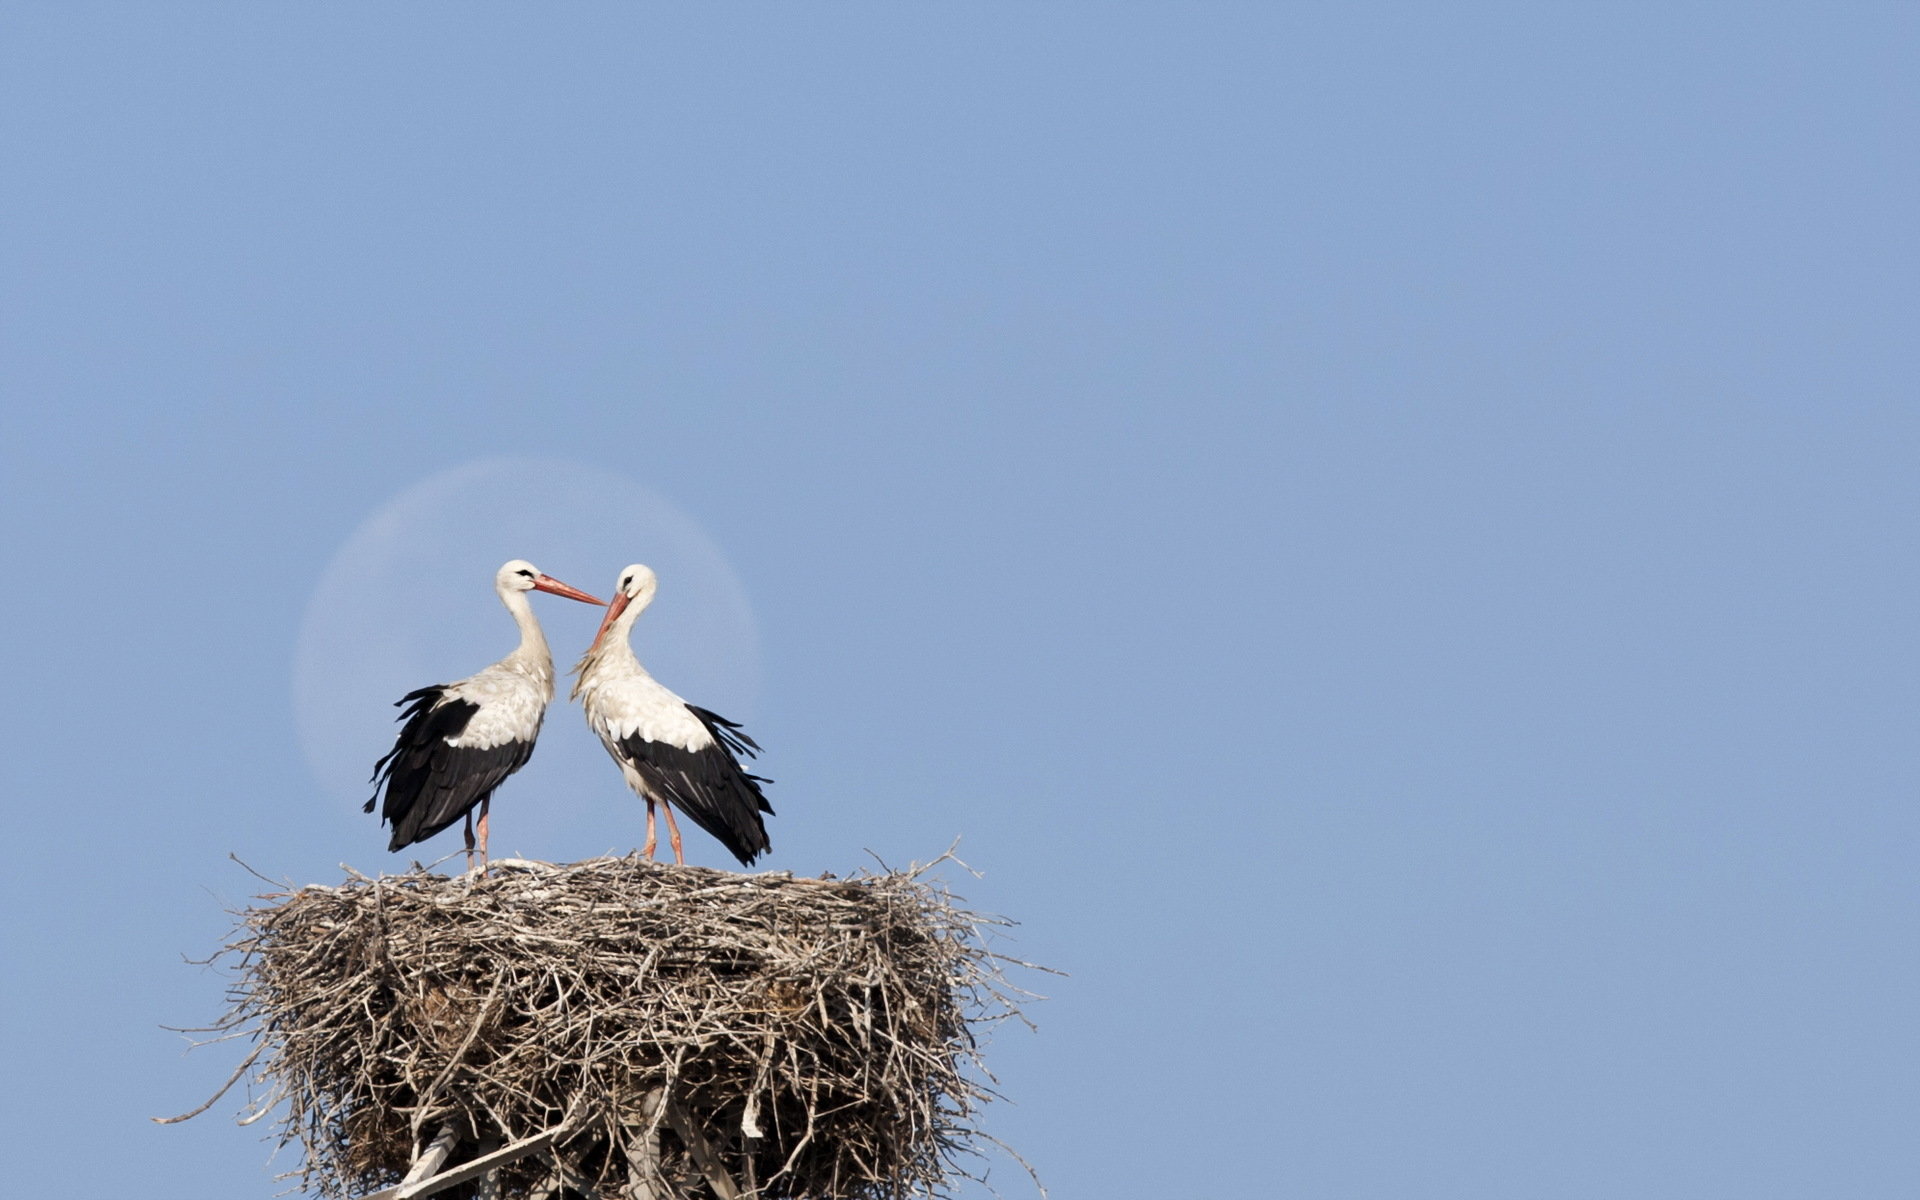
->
[571, 564, 774, 866]
[367, 560, 603, 869]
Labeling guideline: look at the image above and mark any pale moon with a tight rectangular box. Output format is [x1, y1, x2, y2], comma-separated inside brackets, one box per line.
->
[292, 457, 761, 861]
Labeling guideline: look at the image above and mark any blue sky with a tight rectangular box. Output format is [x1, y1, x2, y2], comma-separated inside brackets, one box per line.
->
[4, 4, 1919, 1197]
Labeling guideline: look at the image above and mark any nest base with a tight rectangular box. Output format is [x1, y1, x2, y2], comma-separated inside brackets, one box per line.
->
[188, 855, 1030, 1200]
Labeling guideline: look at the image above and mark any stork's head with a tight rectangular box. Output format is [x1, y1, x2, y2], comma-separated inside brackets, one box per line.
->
[495, 560, 604, 605]
[588, 563, 659, 651]
[614, 564, 659, 605]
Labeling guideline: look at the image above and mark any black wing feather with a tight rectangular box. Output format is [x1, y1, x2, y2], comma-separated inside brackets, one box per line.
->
[367, 685, 536, 852]
[618, 704, 774, 866]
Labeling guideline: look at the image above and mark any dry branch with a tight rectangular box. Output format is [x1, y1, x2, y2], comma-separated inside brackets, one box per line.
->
[175, 854, 1038, 1199]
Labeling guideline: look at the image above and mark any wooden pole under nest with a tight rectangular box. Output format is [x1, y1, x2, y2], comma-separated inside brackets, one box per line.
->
[360, 1122, 567, 1200]
[358, 1105, 747, 1200]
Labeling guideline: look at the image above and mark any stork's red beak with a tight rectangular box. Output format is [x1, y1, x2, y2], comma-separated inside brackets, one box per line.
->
[589, 590, 633, 652]
[533, 575, 604, 605]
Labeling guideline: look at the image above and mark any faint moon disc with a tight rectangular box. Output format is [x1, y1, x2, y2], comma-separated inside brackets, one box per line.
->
[293, 457, 759, 857]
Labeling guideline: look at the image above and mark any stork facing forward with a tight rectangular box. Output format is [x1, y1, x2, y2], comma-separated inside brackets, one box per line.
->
[572, 564, 774, 866]
[367, 560, 603, 868]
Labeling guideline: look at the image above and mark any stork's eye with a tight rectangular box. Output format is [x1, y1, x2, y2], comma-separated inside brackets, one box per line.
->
[517, 569, 535, 578]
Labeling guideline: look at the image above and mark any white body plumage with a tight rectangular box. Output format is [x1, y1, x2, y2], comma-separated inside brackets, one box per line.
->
[442, 656, 555, 751]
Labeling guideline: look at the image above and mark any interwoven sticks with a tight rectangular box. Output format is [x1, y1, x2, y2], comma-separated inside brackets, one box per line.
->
[183, 855, 1039, 1199]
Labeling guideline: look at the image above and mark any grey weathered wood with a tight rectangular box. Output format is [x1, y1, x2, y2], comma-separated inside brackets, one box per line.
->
[473, 1135, 503, 1200]
[664, 1098, 742, 1200]
[402, 1123, 460, 1186]
[355, 1124, 567, 1200]
[623, 1089, 667, 1200]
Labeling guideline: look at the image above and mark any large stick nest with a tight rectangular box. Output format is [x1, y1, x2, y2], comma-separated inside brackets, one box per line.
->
[187, 855, 1038, 1199]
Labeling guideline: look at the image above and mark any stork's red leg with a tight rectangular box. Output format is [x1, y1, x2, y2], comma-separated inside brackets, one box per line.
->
[661, 802, 686, 865]
[641, 799, 657, 860]
[476, 796, 492, 872]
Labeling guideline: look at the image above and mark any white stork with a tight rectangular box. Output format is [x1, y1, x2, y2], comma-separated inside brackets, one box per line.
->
[367, 559, 603, 867]
[571, 564, 774, 866]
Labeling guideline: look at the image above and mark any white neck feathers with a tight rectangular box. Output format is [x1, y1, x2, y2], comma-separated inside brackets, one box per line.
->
[568, 598, 649, 698]
[499, 585, 554, 681]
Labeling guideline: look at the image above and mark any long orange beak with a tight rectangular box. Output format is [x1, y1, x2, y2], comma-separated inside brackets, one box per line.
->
[533, 575, 604, 605]
[589, 590, 633, 652]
